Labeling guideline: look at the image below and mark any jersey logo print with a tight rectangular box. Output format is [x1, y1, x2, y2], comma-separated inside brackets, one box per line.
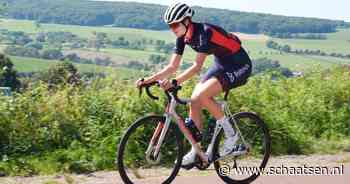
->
[234, 64, 250, 78]
[226, 72, 235, 83]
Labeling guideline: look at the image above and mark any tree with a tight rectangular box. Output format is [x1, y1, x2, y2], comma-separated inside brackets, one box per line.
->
[126, 61, 145, 70]
[253, 58, 281, 74]
[6, 32, 33, 45]
[63, 53, 81, 63]
[2, 0, 344, 33]
[253, 57, 293, 77]
[111, 36, 129, 48]
[25, 42, 43, 50]
[96, 32, 109, 45]
[266, 40, 278, 49]
[41, 49, 63, 60]
[34, 21, 41, 29]
[0, 53, 21, 91]
[149, 54, 167, 65]
[94, 57, 112, 66]
[4, 46, 40, 58]
[40, 61, 81, 88]
[0, 2, 8, 17]
[281, 45, 291, 53]
[36, 32, 46, 42]
[129, 41, 145, 50]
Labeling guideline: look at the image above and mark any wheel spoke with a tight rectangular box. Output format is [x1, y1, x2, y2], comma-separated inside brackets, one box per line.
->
[118, 116, 182, 184]
[214, 113, 271, 183]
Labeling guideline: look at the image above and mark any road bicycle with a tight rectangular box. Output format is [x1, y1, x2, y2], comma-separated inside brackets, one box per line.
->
[117, 81, 271, 184]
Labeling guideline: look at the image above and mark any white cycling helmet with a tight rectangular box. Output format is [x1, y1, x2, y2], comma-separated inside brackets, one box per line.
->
[163, 3, 194, 24]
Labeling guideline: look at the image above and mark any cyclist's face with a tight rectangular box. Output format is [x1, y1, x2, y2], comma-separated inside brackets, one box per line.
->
[169, 22, 186, 37]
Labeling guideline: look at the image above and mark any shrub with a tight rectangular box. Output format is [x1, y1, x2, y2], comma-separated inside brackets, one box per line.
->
[0, 66, 349, 175]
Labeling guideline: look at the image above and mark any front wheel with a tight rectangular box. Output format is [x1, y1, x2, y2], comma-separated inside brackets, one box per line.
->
[213, 112, 271, 184]
[117, 115, 183, 184]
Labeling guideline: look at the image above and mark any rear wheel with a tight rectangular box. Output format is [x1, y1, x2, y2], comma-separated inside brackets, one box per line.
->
[213, 112, 271, 184]
[117, 115, 183, 184]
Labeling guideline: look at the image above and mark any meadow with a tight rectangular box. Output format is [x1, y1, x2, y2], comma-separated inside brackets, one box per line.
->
[1, 18, 350, 75]
[1, 18, 350, 177]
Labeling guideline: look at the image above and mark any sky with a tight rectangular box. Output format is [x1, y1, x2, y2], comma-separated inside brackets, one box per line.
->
[95, 0, 350, 22]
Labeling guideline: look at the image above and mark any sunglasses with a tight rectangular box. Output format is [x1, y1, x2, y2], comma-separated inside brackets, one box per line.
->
[169, 22, 182, 29]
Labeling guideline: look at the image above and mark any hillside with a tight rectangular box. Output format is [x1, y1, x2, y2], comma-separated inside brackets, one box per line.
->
[0, 18, 350, 74]
[0, 0, 348, 34]
[0, 1, 350, 179]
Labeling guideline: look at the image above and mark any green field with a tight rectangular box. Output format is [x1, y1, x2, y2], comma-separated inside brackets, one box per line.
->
[275, 29, 350, 55]
[1, 18, 350, 74]
[10, 56, 145, 79]
[245, 39, 350, 70]
[0, 19, 175, 42]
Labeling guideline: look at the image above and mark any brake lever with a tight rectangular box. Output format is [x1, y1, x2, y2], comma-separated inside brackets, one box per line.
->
[138, 87, 143, 97]
[138, 78, 145, 97]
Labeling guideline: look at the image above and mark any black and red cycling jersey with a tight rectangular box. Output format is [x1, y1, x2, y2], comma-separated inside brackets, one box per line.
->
[173, 22, 242, 58]
[173, 21, 252, 91]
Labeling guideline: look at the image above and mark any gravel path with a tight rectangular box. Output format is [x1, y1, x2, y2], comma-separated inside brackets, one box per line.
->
[1, 152, 349, 184]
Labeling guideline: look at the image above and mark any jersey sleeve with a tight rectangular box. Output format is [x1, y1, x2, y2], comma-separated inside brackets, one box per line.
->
[173, 36, 186, 55]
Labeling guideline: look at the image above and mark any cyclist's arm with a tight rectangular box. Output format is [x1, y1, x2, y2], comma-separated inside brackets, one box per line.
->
[144, 53, 182, 83]
[175, 52, 207, 84]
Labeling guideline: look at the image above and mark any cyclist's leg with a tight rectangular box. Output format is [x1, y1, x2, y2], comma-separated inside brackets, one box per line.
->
[194, 77, 224, 119]
[189, 82, 205, 131]
[196, 52, 252, 155]
[190, 62, 223, 122]
[188, 62, 222, 136]
[181, 66, 221, 166]
[194, 77, 238, 143]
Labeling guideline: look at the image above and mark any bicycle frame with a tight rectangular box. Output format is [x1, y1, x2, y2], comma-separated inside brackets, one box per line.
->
[145, 93, 248, 164]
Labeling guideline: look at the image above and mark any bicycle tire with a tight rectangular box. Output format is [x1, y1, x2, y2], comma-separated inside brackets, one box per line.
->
[213, 112, 271, 184]
[117, 115, 183, 184]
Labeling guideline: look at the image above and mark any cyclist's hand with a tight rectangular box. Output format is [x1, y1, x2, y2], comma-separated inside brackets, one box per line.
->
[135, 78, 145, 88]
[159, 79, 172, 90]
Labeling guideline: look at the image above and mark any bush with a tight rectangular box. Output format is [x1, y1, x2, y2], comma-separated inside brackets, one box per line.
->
[252, 57, 293, 77]
[38, 61, 81, 88]
[41, 49, 63, 60]
[24, 42, 43, 50]
[0, 54, 21, 90]
[0, 66, 349, 175]
[4, 46, 40, 58]
[45, 32, 78, 44]
[149, 54, 167, 65]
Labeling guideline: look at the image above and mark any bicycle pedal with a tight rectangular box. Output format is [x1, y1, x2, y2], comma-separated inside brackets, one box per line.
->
[195, 159, 210, 170]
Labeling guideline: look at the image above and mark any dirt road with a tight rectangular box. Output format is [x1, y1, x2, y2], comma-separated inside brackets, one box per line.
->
[1, 153, 349, 184]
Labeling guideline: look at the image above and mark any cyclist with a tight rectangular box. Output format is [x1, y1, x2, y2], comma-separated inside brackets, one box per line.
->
[136, 2, 252, 167]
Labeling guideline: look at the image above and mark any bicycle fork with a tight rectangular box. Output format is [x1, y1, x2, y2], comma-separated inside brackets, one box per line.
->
[145, 97, 180, 164]
[145, 114, 171, 164]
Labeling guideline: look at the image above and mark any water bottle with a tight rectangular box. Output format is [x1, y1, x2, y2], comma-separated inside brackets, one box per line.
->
[185, 118, 202, 143]
[207, 117, 216, 139]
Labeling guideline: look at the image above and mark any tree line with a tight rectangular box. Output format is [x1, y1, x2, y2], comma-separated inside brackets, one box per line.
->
[266, 40, 350, 59]
[1, 51, 297, 92]
[1, 0, 348, 34]
[0, 29, 175, 68]
[268, 32, 327, 40]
